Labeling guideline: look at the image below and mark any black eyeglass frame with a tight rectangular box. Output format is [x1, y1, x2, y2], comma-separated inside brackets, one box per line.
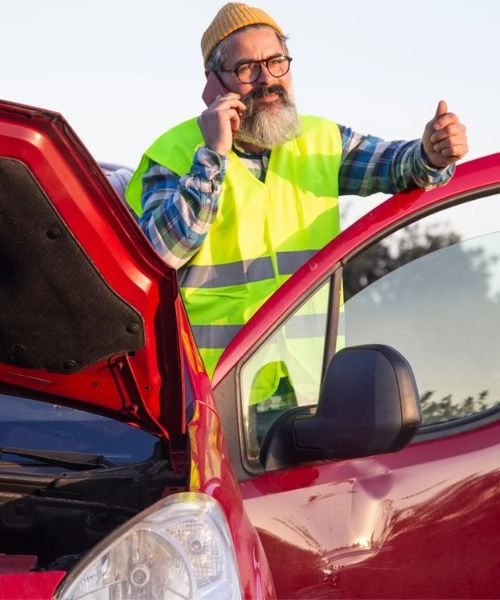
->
[218, 55, 293, 84]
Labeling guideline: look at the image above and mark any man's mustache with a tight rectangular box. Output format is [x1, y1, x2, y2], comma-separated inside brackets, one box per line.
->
[243, 84, 289, 104]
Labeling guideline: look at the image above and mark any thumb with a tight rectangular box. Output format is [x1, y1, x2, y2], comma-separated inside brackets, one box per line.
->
[435, 99, 448, 119]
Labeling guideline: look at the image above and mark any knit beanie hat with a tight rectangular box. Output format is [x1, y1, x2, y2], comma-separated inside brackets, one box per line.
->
[201, 3, 284, 64]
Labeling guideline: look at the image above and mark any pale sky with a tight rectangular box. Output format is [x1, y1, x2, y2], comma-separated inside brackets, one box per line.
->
[3, 0, 499, 221]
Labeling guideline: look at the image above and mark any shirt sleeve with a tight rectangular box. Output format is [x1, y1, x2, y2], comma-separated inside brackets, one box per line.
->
[139, 147, 227, 269]
[101, 166, 134, 201]
[338, 124, 455, 196]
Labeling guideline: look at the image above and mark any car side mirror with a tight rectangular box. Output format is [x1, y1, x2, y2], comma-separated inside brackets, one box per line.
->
[259, 344, 422, 471]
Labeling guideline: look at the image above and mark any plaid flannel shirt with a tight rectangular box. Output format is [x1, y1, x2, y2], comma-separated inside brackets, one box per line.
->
[139, 124, 454, 269]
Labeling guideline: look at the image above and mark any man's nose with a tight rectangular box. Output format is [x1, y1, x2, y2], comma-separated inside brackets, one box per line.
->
[256, 63, 275, 85]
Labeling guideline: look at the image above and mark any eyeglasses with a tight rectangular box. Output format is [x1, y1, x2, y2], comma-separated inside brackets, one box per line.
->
[219, 55, 293, 84]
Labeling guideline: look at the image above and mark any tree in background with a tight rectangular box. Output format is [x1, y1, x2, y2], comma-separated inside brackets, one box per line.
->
[342, 224, 500, 425]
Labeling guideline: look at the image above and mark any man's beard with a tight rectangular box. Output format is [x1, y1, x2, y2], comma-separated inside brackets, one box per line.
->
[235, 84, 300, 150]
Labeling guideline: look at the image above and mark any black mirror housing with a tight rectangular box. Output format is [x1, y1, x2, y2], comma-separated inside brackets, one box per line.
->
[260, 345, 422, 470]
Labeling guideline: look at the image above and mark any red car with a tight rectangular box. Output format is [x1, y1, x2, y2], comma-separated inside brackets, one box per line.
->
[0, 99, 499, 599]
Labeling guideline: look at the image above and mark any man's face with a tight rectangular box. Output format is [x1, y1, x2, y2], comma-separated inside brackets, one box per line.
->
[222, 26, 292, 98]
[219, 26, 300, 149]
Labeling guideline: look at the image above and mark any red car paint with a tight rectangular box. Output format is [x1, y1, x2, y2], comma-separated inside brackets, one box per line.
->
[0, 98, 499, 598]
[239, 420, 500, 598]
[216, 152, 500, 598]
[0, 99, 272, 598]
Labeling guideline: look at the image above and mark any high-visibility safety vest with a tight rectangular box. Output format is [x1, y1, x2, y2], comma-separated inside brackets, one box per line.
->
[126, 115, 342, 384]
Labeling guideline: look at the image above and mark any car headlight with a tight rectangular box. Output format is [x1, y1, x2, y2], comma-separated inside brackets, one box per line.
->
[56, 492, 242, 600]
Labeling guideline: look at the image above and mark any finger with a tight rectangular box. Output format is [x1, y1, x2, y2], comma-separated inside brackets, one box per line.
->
[440, 144, 469, 159]
[217, 107, 242, 119]
[206, 92, 240, 109]
[228, 108, 241, 132]
[214, 92, 241, 103]
[432, 112, 459, 131]
[435, 100, 448, 119]
[213, 97, 246, 112]
[432, 138, 469, 154]
[430, 123, 466, 143]
[433, 134, 468, 153]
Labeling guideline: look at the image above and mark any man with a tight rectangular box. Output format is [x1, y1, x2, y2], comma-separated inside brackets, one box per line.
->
[126, 2, 468, 381]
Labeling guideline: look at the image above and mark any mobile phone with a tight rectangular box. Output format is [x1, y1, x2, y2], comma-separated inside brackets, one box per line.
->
[202, 72, 230, 106]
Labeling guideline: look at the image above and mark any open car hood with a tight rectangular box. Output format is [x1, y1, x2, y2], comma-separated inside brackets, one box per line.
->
[0, 99, 186, 442]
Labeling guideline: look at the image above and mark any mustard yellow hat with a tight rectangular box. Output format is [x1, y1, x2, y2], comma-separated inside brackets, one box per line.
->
[201, 3, 284, 64]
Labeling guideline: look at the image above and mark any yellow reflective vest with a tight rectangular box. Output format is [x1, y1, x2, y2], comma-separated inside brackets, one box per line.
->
[126, 115, 342, 381]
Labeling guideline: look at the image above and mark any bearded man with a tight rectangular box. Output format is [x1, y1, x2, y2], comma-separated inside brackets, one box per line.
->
[126, 2, 468, 380]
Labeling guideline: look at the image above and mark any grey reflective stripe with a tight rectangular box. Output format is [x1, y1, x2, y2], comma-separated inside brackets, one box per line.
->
[191, 324, 243, 349]
[179, 250, 318, 288]
[284, 314, 327, 339]
[277, 250, 317, 274]
[193, 312, 336, 348]
[179, 257, 274, 289]
[193, 315, 327, 348]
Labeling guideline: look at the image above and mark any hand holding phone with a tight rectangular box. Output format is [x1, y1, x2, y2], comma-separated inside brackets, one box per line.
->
[199, 73, 246, 155]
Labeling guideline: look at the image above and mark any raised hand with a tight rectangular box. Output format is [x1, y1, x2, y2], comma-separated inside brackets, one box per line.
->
[422, 100, 468, 169]
[198, 93, 246, 156]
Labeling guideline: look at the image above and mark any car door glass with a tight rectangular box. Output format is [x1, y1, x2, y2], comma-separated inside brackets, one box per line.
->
[240, 280, 331, 460]
[342, 191, 500, 426]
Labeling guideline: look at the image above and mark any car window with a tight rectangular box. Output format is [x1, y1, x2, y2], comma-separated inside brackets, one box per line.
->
[342, 191, 500, 427]
[239, 189, 500, 462]
[0, 394, 159, 464]
[240, 280, 332, 460]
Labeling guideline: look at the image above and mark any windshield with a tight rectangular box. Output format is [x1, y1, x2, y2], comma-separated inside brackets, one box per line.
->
[0, 394, 159, 465]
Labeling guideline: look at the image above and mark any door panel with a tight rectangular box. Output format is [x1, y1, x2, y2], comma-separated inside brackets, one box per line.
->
[240, 420, 500, 598]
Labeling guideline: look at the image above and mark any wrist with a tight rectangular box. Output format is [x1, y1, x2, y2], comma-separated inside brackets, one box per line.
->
[418, 143, 448, 172]
[205, 141, 230, 156]
[191, 146, 227, 183]
[207, 147, 229, 157]
[410, 142, 455, 190]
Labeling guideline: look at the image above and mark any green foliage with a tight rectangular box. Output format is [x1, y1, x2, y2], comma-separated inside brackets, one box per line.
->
[420, 389, 500, 425]
[343, 225, 463, 299]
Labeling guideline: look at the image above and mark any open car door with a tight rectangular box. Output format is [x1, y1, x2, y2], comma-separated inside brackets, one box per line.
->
[214, 154, 500, 598]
